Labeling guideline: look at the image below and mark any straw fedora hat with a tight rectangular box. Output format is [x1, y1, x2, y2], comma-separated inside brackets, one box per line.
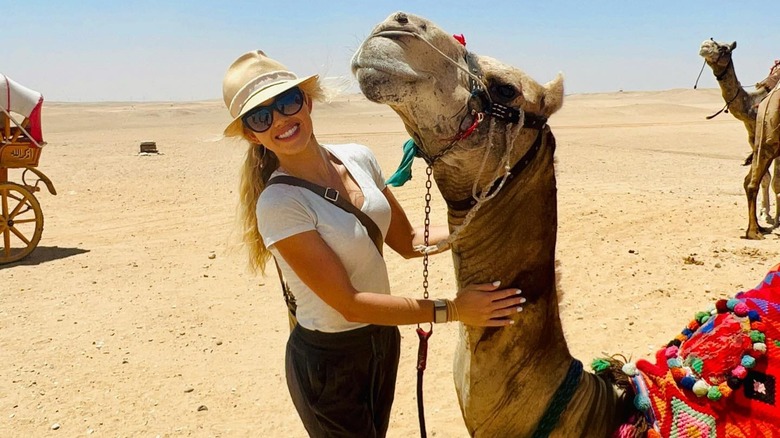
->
[222, 50, 317, 137]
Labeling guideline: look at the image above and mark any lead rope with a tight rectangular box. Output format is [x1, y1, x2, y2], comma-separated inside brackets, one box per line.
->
[416, 165, 435, 438]
[693, 58, 708, 90]
[705, 89, 740, 119]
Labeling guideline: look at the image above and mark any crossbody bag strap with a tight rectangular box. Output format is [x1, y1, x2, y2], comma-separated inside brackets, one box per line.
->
[267, 175, 384, 256]
[274, 257, 296, 313]
[273, 256, 298, 331]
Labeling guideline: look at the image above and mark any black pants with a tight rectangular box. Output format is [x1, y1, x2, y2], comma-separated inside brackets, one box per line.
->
[286, 324, 401, 438]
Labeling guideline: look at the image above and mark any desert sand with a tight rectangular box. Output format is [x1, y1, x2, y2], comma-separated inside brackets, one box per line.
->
[2, 87, 779, 437]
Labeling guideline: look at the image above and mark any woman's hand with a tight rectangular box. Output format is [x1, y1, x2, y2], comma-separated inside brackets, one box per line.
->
[413, 240, 450, 256]
[453, 281, 525, 327]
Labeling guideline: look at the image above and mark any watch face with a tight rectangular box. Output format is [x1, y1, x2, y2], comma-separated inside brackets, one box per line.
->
[434, 300, 447, 323]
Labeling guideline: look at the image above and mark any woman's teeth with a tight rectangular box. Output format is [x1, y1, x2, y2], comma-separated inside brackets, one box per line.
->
[277, 124, 299, 139]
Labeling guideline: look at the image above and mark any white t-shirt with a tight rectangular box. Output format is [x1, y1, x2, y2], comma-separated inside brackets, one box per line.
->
[257, 144, 392, 332]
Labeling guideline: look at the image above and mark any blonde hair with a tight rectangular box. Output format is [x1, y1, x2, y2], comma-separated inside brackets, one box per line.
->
[237, 78, 330, 274]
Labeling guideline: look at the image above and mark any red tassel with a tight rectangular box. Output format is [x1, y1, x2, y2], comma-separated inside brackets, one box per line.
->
[453, 34, 466, 46]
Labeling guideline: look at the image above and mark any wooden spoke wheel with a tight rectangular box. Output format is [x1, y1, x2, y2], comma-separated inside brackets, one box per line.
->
[0, 182, 43, 264]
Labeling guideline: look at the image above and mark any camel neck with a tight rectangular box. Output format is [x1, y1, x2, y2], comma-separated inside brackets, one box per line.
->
[447, 133, 559, 302]
[715, 63, 743, 95]
[448, 126, 626, 435]
[444, 128, 548, 211]
[433, 127, 543, 206]
[712, 63, 755, 121]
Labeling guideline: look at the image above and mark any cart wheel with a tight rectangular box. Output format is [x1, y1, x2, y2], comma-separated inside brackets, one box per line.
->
[0, 182, 43, 264]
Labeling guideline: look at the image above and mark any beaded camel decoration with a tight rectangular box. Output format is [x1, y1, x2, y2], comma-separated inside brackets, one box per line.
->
[596, 265, 780, 437]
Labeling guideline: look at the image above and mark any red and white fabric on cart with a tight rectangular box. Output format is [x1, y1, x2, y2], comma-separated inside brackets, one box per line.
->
[1, 73, 44, 144]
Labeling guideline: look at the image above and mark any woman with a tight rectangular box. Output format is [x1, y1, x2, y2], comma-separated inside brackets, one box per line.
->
[222, 50, 525, 437]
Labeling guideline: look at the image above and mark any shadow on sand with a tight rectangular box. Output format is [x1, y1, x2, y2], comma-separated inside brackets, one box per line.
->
[0, 246, 89, 269]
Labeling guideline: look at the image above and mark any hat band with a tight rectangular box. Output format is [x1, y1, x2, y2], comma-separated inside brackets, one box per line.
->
[229, 70, 298, 117]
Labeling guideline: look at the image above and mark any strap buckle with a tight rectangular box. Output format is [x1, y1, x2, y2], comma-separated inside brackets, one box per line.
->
[324, 187, 339, 202]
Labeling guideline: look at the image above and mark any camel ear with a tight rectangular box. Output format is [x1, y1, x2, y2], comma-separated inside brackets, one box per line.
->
[540, 72, 564, 117]
[730, 41, 737, 51]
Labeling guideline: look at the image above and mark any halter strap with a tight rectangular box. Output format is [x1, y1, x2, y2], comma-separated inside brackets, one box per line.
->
[714, 57, 733, 81]
[465, 51, 523, 125]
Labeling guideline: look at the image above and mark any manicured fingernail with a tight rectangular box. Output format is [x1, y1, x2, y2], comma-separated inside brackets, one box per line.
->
[520, 298, 527, 304]
[517, 307, 524, 312]
[516, 289, 522, 294]
[493, 280, 501, 286]
[509, 320, 515, 325]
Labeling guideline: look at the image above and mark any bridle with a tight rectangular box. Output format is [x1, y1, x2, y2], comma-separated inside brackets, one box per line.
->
[359, 27, 553, 260]
[366, 29, 538, 160]
[713, 49, 734, 82]
[367, 29, 551, 246]
[412, 50, 524, 165]
[694, 38, 734, 88]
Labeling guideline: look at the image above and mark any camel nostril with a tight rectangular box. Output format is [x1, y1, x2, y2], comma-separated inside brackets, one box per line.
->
[395, 12, 408, 24]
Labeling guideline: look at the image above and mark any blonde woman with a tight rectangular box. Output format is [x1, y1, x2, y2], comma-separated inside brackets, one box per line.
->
[223, 50, 525, 437]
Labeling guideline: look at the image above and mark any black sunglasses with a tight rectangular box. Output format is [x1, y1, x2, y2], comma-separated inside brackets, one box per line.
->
[242, 87, 305, 133]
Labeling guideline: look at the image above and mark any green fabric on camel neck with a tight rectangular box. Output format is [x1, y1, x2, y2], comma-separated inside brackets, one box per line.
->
[385, 138, 419, 187]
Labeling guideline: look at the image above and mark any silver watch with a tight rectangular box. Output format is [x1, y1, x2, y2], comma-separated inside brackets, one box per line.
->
[433, 299, 447, 323]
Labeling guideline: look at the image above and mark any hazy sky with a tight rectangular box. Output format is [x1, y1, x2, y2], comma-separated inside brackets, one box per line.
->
[4, 0, 778, 102]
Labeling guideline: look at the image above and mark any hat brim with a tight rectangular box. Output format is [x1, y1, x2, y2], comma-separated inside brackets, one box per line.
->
[223, 74, 318, 137]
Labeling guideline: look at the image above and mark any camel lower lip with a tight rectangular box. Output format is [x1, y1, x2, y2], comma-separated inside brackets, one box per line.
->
[352, 37, 421, 81]
[355, 66, 418, 82]
[354, 69, 404, 103]
[355, 67, 388, 81]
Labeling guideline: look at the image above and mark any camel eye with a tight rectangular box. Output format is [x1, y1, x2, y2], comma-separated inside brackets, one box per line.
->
[491, 84, 517, 101]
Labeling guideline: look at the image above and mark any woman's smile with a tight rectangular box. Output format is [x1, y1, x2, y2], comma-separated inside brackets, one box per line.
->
[276, 123, 300, 140]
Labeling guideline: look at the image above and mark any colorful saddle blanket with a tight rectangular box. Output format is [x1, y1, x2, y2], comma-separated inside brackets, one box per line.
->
[624, 265, 780, 437]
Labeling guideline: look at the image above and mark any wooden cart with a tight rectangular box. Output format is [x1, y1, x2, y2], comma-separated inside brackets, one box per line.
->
[1, 74, 56, 264]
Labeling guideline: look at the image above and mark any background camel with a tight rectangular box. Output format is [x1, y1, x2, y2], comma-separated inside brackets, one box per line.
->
[353, 12, 779, 437]
[746, 85, 780, 239]
[699, 39, 780, 227]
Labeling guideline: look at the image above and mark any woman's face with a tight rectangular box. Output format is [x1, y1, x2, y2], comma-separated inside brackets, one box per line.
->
[245, 90, 314, 159]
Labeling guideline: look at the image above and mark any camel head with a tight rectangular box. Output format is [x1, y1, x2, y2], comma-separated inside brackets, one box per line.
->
[699, 39, 737, 69]
[351, 11, 564, 193]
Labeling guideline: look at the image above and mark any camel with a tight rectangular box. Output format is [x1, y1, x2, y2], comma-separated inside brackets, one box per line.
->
[746, 85, 780, 239]
[353, 12, 780, 437]
[352, 12, 626, 437]
[699, 39, 780, 228]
